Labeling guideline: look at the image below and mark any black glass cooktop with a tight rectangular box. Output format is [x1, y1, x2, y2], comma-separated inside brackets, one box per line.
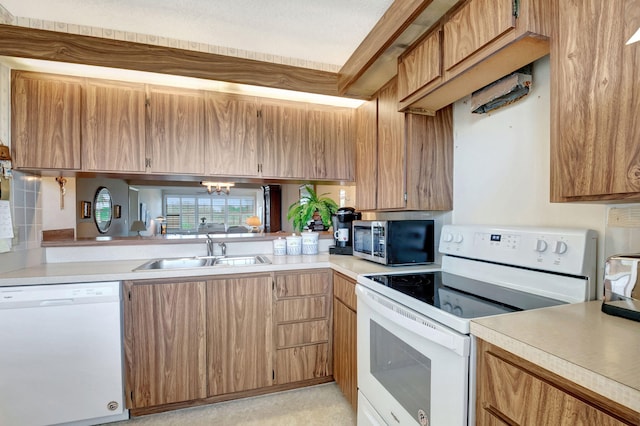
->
[367, 272, 440, 306]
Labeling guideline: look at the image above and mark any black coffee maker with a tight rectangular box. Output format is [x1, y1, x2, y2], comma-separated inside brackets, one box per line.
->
[329, 207, 361, 255]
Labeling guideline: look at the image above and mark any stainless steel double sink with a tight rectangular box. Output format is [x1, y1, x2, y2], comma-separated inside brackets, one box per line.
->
[134, 254, 271, 271]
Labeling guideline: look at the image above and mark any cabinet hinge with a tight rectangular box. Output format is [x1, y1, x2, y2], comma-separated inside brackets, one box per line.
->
[404, 192, 408, 202]
[257, 110, 262, 118]
[145, 158, 151, 168]
[512, 0, 520, 17]
[145, 98, 150, 107]
[128, 291, 131, 301]
[272, 370, 275, 380]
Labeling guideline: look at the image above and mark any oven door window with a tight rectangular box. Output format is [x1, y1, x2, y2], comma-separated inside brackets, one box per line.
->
[371, 320, 431, 425]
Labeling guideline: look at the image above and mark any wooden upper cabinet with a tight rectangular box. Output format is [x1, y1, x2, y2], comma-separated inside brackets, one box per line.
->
[308, 105, 355, 181]
[207, 274, 273, 396]
[355, 98, 378, 211]
[11, 71, 82, 170]
[443, 0, 514, 71]
[124, 280, 207, 409]
[398, 28, 442, 102]
[84, 79, 146, 172]
[260, 99, 308, 179]
[376, 77, 406, 210]
[205, 92, 259, 177]
[147, 86, 204, 175]
[551, 0, 640, 201]
[405, 105, 453, 210]
[399, 0, 551, 114]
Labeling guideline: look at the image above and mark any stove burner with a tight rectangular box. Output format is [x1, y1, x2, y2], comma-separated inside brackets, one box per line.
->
[368, 273, 438, 305]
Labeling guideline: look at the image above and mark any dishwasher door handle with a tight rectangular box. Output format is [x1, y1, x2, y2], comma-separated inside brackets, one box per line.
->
[40, 299, 75, 307]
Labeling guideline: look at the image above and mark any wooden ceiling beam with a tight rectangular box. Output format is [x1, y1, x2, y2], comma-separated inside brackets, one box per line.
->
[0, 24, 346, 97]
[337, 0, 434, 95]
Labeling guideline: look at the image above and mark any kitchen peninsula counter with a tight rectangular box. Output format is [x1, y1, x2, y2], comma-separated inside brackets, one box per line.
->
[0, 253, 441, 287]
[471, 301, 640, 415]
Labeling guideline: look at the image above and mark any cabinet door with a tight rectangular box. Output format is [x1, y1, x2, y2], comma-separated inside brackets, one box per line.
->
[11, 71, 82, 170]
[308, 105, 355, 181]
[275, 343, 330, 384]
[355, 98, 378, 211]
[551, 0, 640, 200]
[84, 80, 146, 172]
[333, 298, 357, 411]
[443, 0, 515, 71]
[398, 28, 442, 101]
[205, 92, 259, 176]
[260, 99, 308, 178]
[405, 105, 453, 210]
[124, 280, 207, 408]
[376, 77, 406, 210]
[207, 274, 273, 396]
[147, 86, 204, 174]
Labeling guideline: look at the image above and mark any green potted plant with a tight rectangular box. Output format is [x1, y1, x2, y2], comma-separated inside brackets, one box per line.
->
[287, 185, 339, 232]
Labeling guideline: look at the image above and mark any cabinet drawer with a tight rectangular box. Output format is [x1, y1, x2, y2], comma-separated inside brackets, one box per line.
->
[275, 271, 330, 298]
[276, 296, 327, 322]
[443, 0, 515, 71]
[481, 351, 628, 425]
[275, 343, 330, 384]
[333, 273, 356, 311]
[276, 319, 329, 348]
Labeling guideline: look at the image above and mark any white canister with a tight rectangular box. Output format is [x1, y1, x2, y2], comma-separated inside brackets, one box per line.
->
[302, 231, 319, 255]
[272, 237, 287, 256]
[286, 234, 302, 256]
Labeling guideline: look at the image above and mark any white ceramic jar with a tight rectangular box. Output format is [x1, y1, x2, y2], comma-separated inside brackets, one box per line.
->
[272, 237, 287, 256]
[302, 231, 319, 255]
[286, 234, 302, 255]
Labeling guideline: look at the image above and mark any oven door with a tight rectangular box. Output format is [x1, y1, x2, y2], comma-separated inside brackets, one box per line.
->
[356, 284, 470, 426]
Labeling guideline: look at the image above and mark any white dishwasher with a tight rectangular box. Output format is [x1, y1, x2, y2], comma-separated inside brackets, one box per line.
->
[0, 281, 127, 426]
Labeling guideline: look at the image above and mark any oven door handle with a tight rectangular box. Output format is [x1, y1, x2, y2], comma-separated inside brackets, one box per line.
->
[357, 285, 469, 357]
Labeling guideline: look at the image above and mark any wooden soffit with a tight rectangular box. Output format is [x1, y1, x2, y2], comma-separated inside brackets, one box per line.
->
[338, 0, 459, 97]
[0, 24, 344, 97]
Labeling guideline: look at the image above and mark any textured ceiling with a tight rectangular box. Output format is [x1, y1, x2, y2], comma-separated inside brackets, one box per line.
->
[0, 0, 394, 68]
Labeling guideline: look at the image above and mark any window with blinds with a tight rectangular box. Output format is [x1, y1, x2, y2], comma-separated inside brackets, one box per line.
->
[164, 195, 256, 232]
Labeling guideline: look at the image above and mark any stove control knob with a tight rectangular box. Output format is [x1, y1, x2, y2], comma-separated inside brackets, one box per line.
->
[535, 239, 548, 252]
[453, 234, 464, 243]
[442, 302, 453, 312]
[553, 241, 568, 254]
[453, 306, 463, 316]
[443, 233, 454, 243]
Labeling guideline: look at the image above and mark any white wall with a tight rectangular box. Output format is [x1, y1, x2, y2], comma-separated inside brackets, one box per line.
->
[452, 56, 608, 286]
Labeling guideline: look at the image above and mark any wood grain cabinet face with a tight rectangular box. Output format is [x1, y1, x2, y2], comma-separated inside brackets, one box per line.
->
[147, 86, 205, 175]
[207, 274, 273, 396]
[274, 270, 332, 385]
[124, 280, 207, 409]
[398, 29, 442, 102]
[355, 98, 378, 211]
[83, 80, 146, 172]
[551, 0, 640, 201]
[332, 272, 357, 411]
[11, 71, 82, 170]
[476, 339, 637, 426]
[259, 99, 308, 179]
[205, 92, 259, 177]
[308, 105, 355, 181]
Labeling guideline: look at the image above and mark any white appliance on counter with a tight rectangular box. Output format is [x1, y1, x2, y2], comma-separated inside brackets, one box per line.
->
[356, 224, 597, 426]
[0, 281, 127, 426]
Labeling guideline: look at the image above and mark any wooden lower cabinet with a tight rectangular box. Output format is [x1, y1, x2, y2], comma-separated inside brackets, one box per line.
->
[207, 274, 273, 396]
[274, 269, 333, 385]
[124, 280, 207, 409]
[333, 271, 357, 411]
[125, 269, 334, 414]
[476, 339, 638, 425]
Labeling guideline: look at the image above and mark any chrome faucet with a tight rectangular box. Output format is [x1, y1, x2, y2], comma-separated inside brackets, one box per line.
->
[206, 234, 215, 257]
[218, 242, 227, 256]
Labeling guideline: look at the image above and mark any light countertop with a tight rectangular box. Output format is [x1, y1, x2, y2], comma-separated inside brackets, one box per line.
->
[0, 253, 441, 286]
[471, 301, 640, 413]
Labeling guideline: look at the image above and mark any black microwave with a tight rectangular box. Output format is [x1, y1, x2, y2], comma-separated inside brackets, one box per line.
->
[352, 220, 435, 265]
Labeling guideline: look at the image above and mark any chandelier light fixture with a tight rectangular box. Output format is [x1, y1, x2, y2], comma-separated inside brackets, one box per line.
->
[201, 181, 234, 195]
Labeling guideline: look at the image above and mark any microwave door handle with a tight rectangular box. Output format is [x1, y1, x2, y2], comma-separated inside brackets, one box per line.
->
[357, 285, 469, 357]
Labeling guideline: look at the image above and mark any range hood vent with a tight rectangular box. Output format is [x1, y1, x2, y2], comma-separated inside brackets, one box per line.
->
[470, 64, 532, 114]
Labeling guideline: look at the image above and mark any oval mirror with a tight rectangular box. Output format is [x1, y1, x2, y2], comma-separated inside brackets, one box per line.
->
[94, 186, 113, 234]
